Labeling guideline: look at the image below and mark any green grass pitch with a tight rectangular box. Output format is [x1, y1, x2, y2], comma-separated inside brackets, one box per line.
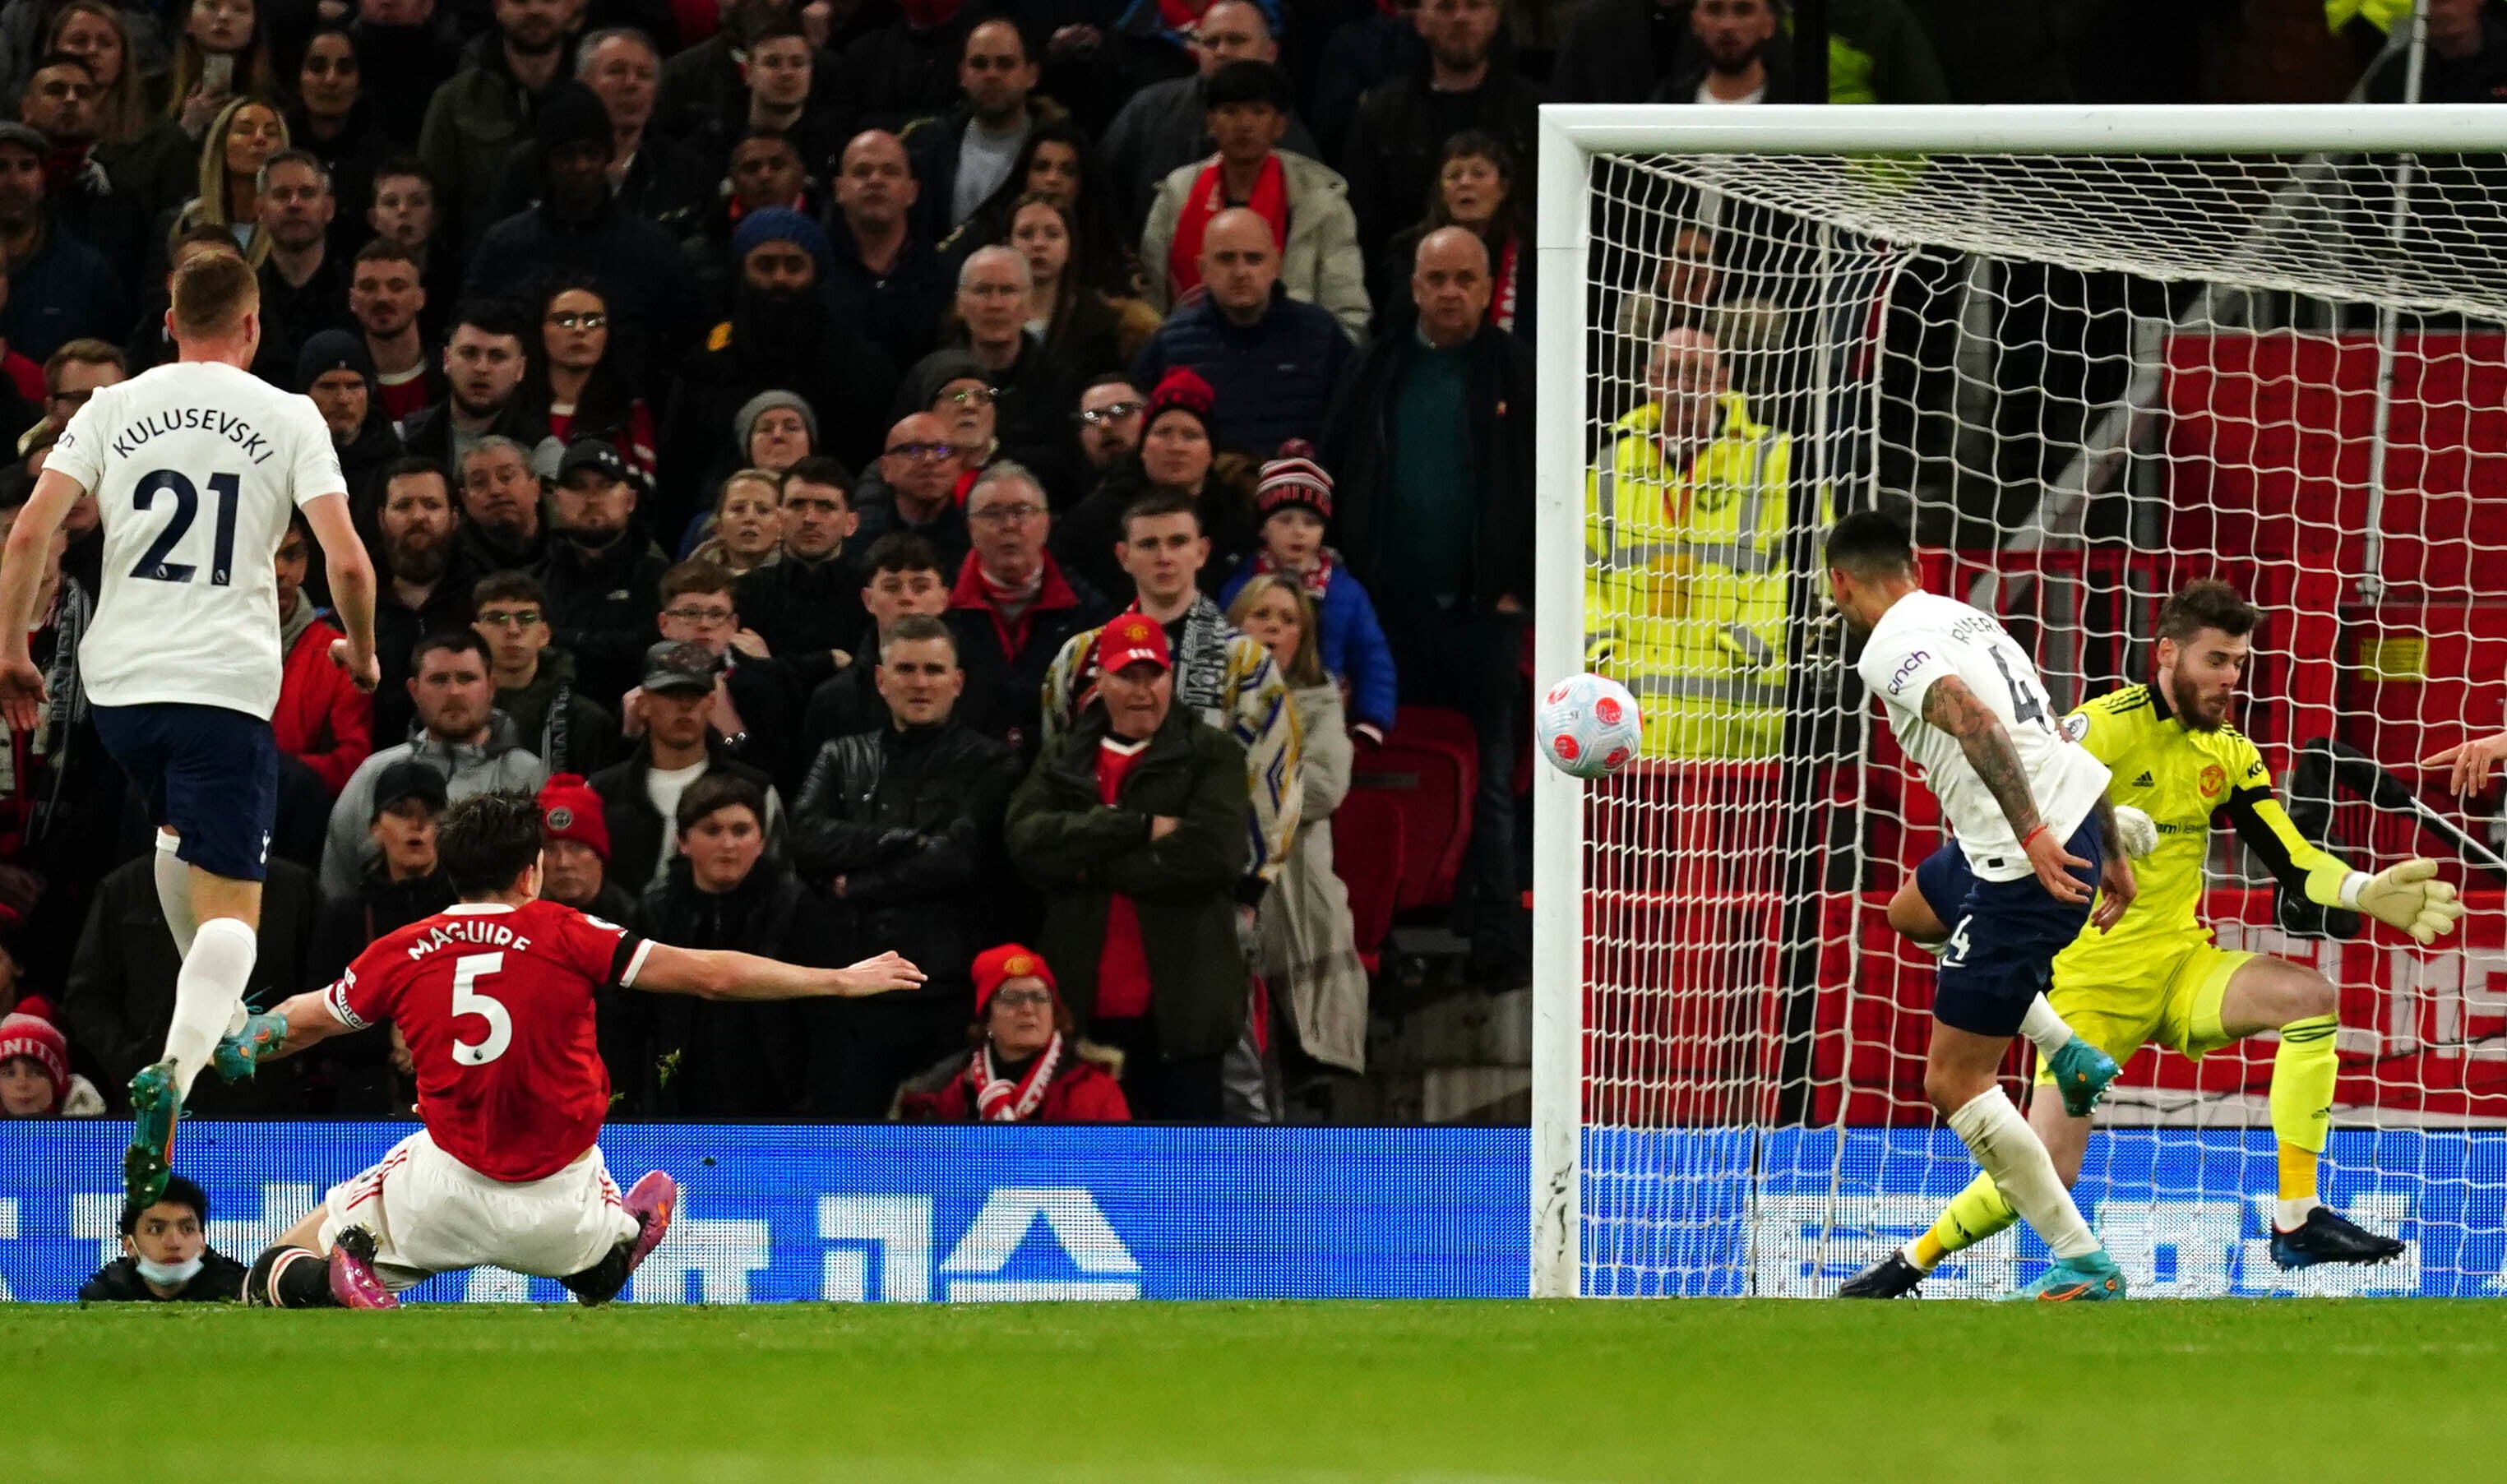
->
[13, 1299, 2502, 1482]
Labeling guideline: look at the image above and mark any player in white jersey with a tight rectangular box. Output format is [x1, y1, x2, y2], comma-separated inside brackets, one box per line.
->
[1825, 511, 2137, 1301]
[0, 252, 379, 1214]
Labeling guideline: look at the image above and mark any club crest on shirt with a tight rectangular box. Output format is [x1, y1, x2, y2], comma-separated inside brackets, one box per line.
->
[2199, 763, 2226, 798]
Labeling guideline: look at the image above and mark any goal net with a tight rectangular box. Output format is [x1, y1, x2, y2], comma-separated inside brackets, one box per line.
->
[1529, 106, 2507, 1299]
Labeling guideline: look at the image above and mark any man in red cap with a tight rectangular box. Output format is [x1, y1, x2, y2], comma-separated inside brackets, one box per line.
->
[1006, 615, 1251, 1119]
[538, 774, 639, 927]
[895, 942, 1129, 1122]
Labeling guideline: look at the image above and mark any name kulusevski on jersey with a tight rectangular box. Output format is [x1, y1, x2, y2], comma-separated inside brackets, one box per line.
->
[50, 362, 344, 718]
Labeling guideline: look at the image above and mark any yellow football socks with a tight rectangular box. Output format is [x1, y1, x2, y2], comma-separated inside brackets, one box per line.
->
[2272, 1015, 2339, 1229]
[1903, 1172, 2019, 1272]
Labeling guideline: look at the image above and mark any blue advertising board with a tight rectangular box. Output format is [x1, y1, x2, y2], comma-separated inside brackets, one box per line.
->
[5, 1122, 2500, 1301]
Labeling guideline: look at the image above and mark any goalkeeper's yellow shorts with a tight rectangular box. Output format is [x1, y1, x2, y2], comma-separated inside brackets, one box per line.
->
[2034, 930, 2253, 1083]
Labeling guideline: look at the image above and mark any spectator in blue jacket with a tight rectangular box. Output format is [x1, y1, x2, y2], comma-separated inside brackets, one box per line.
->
[1218, 442, 1394, 743]
[1131, 209, 1351, 459]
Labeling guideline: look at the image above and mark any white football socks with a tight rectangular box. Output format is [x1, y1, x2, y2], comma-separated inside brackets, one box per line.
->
[2018, 995, 2075, 1060]
[153, 832, 197, 958]
[1946, 1085, 2101, 1260]
[163, 918, 257, 1098]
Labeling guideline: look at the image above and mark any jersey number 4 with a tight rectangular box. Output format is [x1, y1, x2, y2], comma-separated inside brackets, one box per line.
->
[451, 952, 514, 1066]
[1987, 647, 2052, 733]
[129, 469, 243, 585]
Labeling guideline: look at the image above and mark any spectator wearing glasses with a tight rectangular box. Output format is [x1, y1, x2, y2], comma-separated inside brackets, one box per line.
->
[902, 245, 1082, 502]
[472, 570, 620, 777]
[803, 531, 951, 748]
[536, 438, 668, 710]
[852, 411, 971, 575]
[1056, 367, 1256, 606]
[591, 638, 785, 891]
[1072, 374, 1145, 479]
[946, 460, 1107, 758]
[895, 943, 1131, 1122]
[646, 560, 809, 788]
[451, 433, 549, 580]
[517, 281, 658, 486]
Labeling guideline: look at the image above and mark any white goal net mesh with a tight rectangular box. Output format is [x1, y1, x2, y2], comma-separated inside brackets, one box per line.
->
[1572, 141, 2507, 1297]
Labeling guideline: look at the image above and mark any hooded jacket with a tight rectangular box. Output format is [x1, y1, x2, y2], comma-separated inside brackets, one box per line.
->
[1140, 150, 1370, 341]
[320, 712, 549, 898]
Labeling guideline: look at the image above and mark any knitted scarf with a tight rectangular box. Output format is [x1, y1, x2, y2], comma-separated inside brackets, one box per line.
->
[1249, 547, 1336, 603]
[978, 562, 1045, 626]
[1167, 153, 1287, 302]
[969, 1033, 1063, 1121]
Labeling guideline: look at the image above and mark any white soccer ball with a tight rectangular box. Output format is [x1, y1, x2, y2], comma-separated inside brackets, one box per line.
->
[1536, 673, 1643, 779]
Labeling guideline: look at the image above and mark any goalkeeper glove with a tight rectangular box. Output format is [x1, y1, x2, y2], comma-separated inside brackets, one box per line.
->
[2343, 858, 2466, 945]
[2112, 804, 2158, 859]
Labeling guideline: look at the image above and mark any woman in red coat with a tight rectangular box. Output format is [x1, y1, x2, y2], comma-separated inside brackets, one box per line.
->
[268, 511, 372, 793]
[896, 943, 1130, 1123]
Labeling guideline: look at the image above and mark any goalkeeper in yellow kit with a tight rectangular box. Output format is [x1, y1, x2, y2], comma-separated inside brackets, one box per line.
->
[1840, 580, 2465, 1297]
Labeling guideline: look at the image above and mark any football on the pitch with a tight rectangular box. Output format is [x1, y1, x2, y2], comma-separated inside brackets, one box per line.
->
[1536, 673, 1643, 779]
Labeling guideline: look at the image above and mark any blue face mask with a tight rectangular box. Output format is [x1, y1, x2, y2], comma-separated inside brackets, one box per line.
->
[135, 1253, 206, 1289]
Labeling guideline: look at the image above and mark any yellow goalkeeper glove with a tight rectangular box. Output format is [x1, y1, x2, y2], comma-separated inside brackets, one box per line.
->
[2343, 858, 2465, 945]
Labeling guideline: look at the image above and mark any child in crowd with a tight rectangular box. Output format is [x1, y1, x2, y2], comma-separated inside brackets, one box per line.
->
[1218, 442, 1395, 743]
[0, 997, 104, 1116]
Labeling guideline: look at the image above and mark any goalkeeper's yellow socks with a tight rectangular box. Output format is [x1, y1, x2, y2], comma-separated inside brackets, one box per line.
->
[2271, 1014, 2339, 1230]
[1903, 1171, 2019, 1272]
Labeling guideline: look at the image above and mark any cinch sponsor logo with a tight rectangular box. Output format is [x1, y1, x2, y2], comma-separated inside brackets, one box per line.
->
[1887, 652, 1931, 695]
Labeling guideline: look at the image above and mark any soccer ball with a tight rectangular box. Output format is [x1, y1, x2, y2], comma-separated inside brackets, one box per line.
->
[1536, 673, 1643, 779]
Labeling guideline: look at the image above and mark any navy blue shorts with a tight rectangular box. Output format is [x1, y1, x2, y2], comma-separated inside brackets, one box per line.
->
[92, 702, 278, 882]
[1912, 817, 2103, 1038]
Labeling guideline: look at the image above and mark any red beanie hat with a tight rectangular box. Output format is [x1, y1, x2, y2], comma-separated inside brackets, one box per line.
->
[1144, 366, 1216, 441]
[0, 999, 71, 1112]
[971, 943, 1057, 1016]
[538, 774, 611, 862]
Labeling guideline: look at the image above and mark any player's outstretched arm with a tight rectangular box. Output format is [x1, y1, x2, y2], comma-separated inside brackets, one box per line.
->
[0, 469, 86, 729]
[2086, 795, 2136, 932]
[1919, 674, 2090, 904]
[631, 945, 927, 1001]
[301, 492, 380, 692]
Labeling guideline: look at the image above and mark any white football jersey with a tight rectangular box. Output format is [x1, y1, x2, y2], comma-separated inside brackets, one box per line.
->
[1857, 589, 2109, 882]
[53, 362, 343, 716]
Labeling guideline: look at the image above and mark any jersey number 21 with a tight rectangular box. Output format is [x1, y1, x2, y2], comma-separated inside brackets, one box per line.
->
[129, 469, 243, 586]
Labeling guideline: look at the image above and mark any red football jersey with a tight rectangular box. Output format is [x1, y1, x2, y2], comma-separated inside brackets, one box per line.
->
[324, 900, 651, 1181]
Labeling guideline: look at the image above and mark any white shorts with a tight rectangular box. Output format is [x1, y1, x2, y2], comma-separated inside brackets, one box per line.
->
[319, 1130, 638, 1292]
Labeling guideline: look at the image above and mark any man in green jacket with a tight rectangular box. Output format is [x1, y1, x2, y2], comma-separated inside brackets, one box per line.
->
[1006, 614, 1250, 1121]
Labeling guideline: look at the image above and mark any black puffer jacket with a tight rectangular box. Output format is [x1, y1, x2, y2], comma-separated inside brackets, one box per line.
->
[588, 740, 780, 897]
[789, 719, 1021, 1001]
[624, 856, 832, 1117]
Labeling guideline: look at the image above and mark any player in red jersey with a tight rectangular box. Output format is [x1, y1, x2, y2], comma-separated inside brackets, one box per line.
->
[226, 793, 924, 1309]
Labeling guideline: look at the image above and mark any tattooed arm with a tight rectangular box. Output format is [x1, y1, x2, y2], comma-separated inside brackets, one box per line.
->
[1920, 675, 2092, 904]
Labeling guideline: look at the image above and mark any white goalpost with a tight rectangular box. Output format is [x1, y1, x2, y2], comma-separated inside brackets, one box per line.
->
[1531, 104, 2507, 1300]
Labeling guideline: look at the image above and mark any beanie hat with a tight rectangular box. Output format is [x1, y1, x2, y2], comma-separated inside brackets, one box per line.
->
[971, 942, 1058, 1017]
[1143, 366, 1215, 442]
[1256, 438, 1332, 523]
[909, 349, 991, 414]
[538, 774, 611, 863]
[733, 388, 820, 451]
[0, 998, 71, 1112]
[297, 328, 378, 395]
[732, 206, 834, 284]
[534, 81, 613, 157]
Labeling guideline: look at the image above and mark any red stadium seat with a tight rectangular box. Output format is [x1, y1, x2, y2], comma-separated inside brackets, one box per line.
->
[1350, 705, 1480, 910]
[1331, 793, 1407, 974]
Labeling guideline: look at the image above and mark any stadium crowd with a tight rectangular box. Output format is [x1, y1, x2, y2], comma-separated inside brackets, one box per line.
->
[0, 0, 2467, 1130]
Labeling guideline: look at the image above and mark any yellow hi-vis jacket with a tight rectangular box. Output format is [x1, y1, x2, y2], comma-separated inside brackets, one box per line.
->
[1584, 392, 1808, 760]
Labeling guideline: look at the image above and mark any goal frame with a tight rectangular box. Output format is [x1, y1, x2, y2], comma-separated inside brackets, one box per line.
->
[1528, 102, 2507, 1299]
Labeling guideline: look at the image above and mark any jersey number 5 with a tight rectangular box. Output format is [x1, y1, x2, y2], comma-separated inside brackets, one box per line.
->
[129, 469, 243, 585]
[451, 952, 513, 1066]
